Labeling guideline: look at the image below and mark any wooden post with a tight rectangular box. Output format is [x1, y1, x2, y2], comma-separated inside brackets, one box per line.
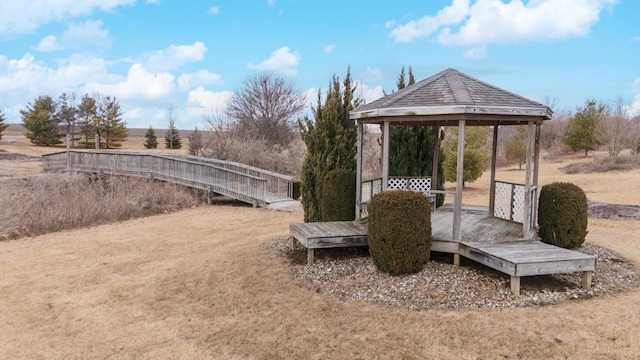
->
[581, 271, 593, 289]
[533, 123, 542, 229]
[489, 124, 499, 217]
[66, 134, 71, 171]
[307, 248, 314, 266]
[355, 123, 364, 221]
[511, 276, 521, 296]
[523, 121, 535, 239]
[453, 120, 465, 242]
[381, 121, 390, 191]
[432, 123, 440, 211]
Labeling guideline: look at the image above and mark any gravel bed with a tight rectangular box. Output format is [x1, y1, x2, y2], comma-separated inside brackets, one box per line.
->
[265, 238, 637, 310]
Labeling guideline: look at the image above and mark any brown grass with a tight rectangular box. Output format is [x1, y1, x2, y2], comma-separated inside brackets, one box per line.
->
[1, 146, 640, 358]
[0, 173, 201, 240]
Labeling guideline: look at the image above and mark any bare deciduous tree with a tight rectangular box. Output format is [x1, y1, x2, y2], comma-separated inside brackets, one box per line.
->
[599, 98, 634, 157]
[226, 72, 306, 147]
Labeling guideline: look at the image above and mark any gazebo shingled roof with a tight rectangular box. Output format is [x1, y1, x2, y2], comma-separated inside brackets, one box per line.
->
[350, 68, 552, 125]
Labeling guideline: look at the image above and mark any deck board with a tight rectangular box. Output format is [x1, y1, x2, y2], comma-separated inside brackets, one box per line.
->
[289, 205, 596, 293]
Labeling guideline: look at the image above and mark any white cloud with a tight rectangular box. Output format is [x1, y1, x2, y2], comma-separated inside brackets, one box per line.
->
[390, 0, 618, 47]
[353, 80, 384, 105]
[247, 46, 299, 75]
[185, 86, 233, 123]
[33, 35, 61, 52]
[385, 20, 396, 29]
[632, 36, 640, 42]
[136, 41, 207, 72]
[85, 63, 175, 101]
[323, 44, 336, 54]
[390, 0, 470, 42]
[64, 20, 110, 48]
[361, 67, 384, 82]
[267, 0, 276, 6]
[177, 70, 222, 91]
[0, 0, 136, 36]
[146, 0, 161, 4]
[463, 46, 487, 59]
[209, 6, 220, 15]
[33, 20, 110, 52]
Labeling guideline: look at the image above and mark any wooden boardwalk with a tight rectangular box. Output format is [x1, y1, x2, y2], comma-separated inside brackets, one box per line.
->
[290, 204, 596, 295]
[41, 150, 294, 207]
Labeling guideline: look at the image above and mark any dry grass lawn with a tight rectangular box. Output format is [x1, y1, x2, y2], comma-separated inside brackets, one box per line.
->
[1, 140, 639, 358]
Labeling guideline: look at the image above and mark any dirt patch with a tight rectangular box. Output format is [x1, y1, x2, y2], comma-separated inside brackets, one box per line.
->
[589, 201, 640, 220]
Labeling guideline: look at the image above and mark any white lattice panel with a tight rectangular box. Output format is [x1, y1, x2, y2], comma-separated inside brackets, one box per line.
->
[512, 185, 526, 223]
[408, 177, 432, 192]
[387, 178, 407, 190]
[361, 181, 372, 203]
[494, 181, 512, 220]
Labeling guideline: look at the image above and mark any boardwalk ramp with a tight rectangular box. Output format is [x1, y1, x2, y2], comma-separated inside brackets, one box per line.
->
[42, 150, 295, 207]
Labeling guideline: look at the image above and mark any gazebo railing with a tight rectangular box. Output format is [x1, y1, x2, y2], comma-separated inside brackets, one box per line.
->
[360, 176, 438, 218]
[493, 181, 537, 227]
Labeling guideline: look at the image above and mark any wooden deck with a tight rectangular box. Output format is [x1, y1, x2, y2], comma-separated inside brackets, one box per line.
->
[289, 205, 596, 295]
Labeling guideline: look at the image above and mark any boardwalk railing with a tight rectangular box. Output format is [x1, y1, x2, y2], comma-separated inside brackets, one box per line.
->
[42, 151, 294, 207]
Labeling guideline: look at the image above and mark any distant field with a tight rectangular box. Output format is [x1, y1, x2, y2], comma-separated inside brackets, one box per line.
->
[3, 124, 201, 153]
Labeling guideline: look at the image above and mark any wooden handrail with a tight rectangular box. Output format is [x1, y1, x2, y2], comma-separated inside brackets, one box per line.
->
[40, 150, 294, 207]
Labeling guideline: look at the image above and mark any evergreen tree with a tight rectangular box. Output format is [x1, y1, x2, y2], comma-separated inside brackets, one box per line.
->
[144, 126, 158, 149]
[21, 95, 62, 146]
[562, 99, 605, 156]
[443, 127, 488, 187]
[187, 126, 203, 156]
[165, 105, 182, 149]
[0, 109, 8, 140]
[165, 121, 182, 149]
[388, 66, 446, 206]
[299, 68, 361, 222]
[77, 94, 97, 148]
[505, 125, 527, 169]
[95, 96, 128, 149]
[55, 92, 77, 147]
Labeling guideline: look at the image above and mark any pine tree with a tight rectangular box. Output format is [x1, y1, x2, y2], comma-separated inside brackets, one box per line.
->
[144, 126, 158, 149]
[388, 66, 446, 206]
[77, 94, 97, 148]
[187, 126, 203, 156]
[505, 125, 527, 169]
[0, 109, 8, 140]
[55, 92, 77, 147]
[165, 107, 182, 149]
[95, 96, 128, 149]
[443, 127, 488, 187]
[562, 99, 605, 156]
[21, 95, 62, 146]
[299, 68, 361, 222]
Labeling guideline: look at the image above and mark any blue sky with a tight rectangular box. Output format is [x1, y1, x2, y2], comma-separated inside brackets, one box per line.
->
[0, 0, 638, 130]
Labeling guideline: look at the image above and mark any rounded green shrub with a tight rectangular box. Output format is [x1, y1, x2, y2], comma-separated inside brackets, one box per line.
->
[321, 169, 356, 221]
[537, 182, 588, 249]
[367, 190, 431, 275]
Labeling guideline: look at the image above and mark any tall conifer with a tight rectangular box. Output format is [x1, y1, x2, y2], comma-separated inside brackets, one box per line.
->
[299, 68, 361, 222]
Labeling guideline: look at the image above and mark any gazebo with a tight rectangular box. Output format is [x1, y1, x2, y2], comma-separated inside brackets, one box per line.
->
[290, 68, 595, 295]
[352, 68, 548, 255]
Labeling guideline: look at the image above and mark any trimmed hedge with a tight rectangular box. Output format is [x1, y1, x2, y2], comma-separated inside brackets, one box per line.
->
[320, 169, 355, 221]
[537, 182, 588, 249]
[367, 190, 431, 275]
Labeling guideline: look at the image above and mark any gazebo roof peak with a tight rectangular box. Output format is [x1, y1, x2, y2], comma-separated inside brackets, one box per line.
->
[350, 68, 552, 123]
